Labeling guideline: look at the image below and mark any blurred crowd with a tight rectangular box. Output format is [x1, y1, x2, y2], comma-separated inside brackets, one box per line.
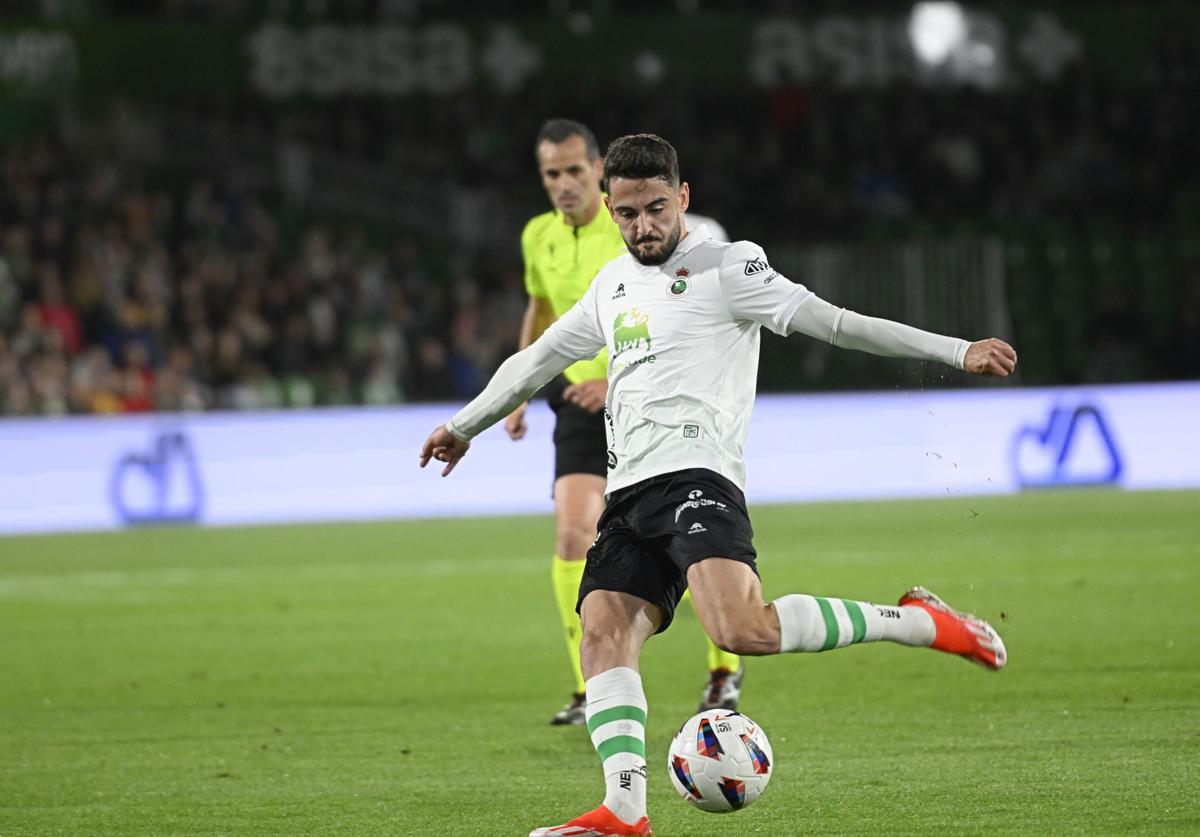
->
[1, 28, 1197, 415]
[0, 137, 524, 415]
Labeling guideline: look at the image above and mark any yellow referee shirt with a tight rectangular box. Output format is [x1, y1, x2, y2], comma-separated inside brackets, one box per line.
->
[521, 205, 628, 384]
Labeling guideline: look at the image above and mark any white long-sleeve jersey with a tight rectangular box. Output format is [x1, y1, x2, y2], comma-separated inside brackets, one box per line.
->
[447, 228, 967, 493]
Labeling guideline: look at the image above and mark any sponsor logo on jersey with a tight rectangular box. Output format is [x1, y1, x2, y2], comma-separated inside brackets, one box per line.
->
[607, 450, 618, 469]
[682, 424, 700, 438]
[674, 489, 729, 523]
[744, 257, 770, 275]
[611, 282, 626, 300]
[688, 522, 708, 534]
[612, 309, 652, 356]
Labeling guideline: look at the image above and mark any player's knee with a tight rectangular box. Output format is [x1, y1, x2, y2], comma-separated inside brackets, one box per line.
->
[709, 616, 777, 657]
[555, 525, 594, 561]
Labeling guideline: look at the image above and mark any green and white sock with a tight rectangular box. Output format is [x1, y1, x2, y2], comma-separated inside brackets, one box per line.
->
[771, 594, 935, 652]
[585, 666, 647, 826]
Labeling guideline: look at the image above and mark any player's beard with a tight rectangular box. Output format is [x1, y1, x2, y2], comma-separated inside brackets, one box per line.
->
[628, 219, 681, 266]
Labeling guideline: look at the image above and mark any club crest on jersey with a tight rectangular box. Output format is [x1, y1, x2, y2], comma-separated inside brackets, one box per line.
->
[668, 267, 690, 298]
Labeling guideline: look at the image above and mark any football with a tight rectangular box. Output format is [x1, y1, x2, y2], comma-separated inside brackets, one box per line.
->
[666, 709, 773, 813]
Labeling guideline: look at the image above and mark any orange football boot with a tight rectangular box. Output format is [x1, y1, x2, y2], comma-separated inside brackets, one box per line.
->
[899, 586, 1007, 670]
[529, 805, 652, 837]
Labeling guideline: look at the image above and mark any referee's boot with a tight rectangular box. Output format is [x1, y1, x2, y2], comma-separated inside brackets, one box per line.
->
[550, 691, 587, 726]
[697, 663, 744, 712]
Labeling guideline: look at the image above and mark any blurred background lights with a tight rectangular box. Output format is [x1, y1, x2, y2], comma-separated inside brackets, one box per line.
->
[909, 2, 968, 66]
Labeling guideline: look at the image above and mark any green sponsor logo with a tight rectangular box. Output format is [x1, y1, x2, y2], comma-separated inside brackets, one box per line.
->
[613, 309, 652, 357]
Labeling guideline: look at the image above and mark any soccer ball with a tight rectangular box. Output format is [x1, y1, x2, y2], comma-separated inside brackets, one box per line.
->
[666, 709, 773, 813]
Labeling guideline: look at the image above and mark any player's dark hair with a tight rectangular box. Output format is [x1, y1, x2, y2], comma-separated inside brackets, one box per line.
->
[536, 118, 601, 160]
[603, 133, 680, 188]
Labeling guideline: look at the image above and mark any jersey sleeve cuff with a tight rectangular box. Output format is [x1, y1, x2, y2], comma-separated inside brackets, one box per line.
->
[444, 420, 472, 443]
[952, 339, 969, 370]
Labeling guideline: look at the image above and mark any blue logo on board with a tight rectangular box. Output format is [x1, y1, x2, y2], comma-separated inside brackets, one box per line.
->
[1012, 404, 1122, 489]
[110, 430, 205, 525]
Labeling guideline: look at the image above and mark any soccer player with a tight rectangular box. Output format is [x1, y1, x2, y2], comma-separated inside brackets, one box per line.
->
[510, 119, 742, 726]
[421, 134, 1016, 837]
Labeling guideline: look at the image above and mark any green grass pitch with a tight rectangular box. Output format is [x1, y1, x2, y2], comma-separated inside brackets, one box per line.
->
[2, 489, 1198, 836]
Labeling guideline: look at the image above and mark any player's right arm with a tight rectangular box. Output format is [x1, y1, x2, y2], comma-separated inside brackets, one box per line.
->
[421, 337, 574, 476]
[421, 279, 607, 477]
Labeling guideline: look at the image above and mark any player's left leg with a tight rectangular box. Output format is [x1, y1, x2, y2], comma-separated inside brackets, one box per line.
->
[686, 558, 1006, 669]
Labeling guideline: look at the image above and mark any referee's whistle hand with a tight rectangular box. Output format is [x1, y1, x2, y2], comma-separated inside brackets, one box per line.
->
[563, 379, 608, 412]
[505, 403, 529, 440]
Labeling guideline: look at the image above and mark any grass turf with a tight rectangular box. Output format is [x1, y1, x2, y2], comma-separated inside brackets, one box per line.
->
[1, 489, 1198, 836]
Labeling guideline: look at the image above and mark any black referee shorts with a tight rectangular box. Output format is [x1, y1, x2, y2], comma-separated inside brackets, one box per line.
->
[577, 468, 759, 634]
[544, 376, 608, 480]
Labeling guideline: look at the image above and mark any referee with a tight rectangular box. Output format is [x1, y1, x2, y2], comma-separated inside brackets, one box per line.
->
[504, 119, 742, 725]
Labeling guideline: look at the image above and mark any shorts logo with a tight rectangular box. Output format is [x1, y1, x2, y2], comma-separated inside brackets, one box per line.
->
[674, 489, 729, 523]
[688, 522, 707, 535]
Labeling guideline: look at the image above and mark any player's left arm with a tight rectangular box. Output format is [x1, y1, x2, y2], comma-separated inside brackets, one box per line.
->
[717, 241, 1016, 377]
[788, 295, 1017, 377]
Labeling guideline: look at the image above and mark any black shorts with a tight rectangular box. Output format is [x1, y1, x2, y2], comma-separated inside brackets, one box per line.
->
[577, 468, 758, 634]
[545, 376, 608, 480]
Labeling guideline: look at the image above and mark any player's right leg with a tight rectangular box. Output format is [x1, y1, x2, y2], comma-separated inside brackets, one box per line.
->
[685, 558, 1006, 670]
[529, 590, 660, 837]
[532, 482, 689, 837]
